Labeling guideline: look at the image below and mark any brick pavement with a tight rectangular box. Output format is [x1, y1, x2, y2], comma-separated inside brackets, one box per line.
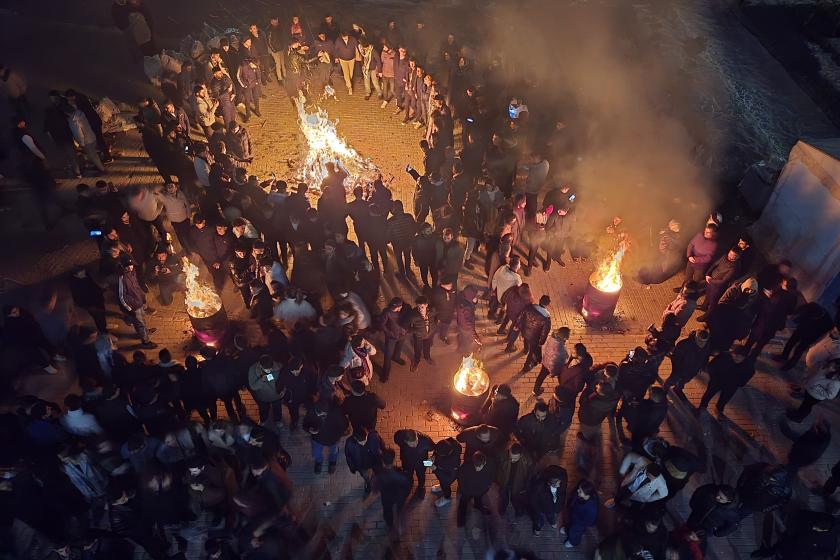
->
[5, 85, 838, 560]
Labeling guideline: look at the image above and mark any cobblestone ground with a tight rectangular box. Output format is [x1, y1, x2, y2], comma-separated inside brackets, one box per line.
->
[7, 83, 837, 560]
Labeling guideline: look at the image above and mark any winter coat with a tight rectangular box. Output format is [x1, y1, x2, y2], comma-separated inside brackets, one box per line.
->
[517, 304, 551, 345]
[515, 413, 561, 456]
[804, 366, 840, 401]
[706, 254, 740, 286]
[618, 452, 669, 503]
[247, 360, 282, 403]
[406, 307, 438, 338]
[685, 233, 718, 271]
[541, 335, 569, 375]
[345, 430, 384, 472]
[805, 333, 840, 370]
[481, 394, 520, 434]
[435, 239, 465, 277]
[670, 333, 712, 380]
[431, 285, 457, 322]
[503, 285, 532, 325]
[617, 358, 658, 399]
[496, 450, 533, 497]
[394, 429, 434, 467]
[530, 477, 566, 520]
[303, 405, 349, 446]
[567, 494, 599, 533]
[578, 387, 620, 426]
[117, 269, 146, 311]
[333, 36, 359, 61]
[687, 484, 742, 536]
[379, 308, 407, 340]
[456, 425, 506, 458]
[432, 437, 462, 481]
[341, 391, 386, 431]
[386, 212, 417, 247]
[491, 265, 522, 300]
[337, 292, 371, 331]
[707, 353, 756, 388]
[457, 458, 496, 497]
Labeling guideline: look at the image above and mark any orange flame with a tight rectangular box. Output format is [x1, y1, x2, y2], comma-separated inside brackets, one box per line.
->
[454, 354, 490, 397]
[592, 243, 626, 293]
[182, 258, 222, 318]
[294, 94, 380, 193]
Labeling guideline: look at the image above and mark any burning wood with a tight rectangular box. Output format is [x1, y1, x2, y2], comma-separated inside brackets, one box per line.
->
[453, 354, 490, 397]
[592, 242, 627, 293]
[293, 94, 380, 193]
[182, 257, 222, 319]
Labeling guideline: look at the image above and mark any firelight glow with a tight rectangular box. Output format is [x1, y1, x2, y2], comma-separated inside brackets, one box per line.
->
[454, 354, 490, 397]
[592, 243, 626, 293]
[182, 258, 222, 319]
[294, 94, 380, 193]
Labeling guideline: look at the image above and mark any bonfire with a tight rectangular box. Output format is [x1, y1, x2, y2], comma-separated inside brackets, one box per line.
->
[453, 354, 490, 397]
[182, 258, 222, 319]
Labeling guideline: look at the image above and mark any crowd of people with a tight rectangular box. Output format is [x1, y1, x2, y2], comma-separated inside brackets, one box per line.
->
[3, 3, 840, 560]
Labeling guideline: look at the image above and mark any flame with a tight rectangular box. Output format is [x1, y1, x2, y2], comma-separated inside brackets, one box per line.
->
[182, 258, 222, 318]
[592, 242, 626, 293]
[294, 94, 380, 194]
[453, 354, 490, 397]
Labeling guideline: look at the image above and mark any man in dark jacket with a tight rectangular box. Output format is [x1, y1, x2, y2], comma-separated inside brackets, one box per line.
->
[406, 295, 438, 371]
[530, 466, 568, 536]
[455, 284, 480, 355]
[737, 462, 792, 515]
[430, 437, 461, 507]
[341, 380, 386, 432]
[431, 276, 457, 343]
[507, 295, 551, 372]
[303, 399, 349, 474]
[456, 423, 506, 459]
[278, 356, 316, 430]
[697, 247, 741, 321]
[333, 32, 359, 95]
[480, 384, 520, 435]
[203, 349, 246, 423]
[374, 448, 411, 529]
[456, 451, 495, 527]
[386, 200, 417, 277]
[745, 278, 798, 359]
[515, 400, 561, 457]
[393, 428, 435, 498]
[94, 385, 141, 441]
[412, 221, 437, 288]
[623, 386, 668, 446]
[758, 510, 837, 560]
[345, 427, 384, 494]
[665, 329, 711, 398]
[69, 268, 107, 333]
[378, 297, 407, 382]
[698, 345, 757, 414]
[226, 121, 253, 165]
[773, 298, 840, 370]
[686, 484, 741, 537]
[616, 347, 658, 403]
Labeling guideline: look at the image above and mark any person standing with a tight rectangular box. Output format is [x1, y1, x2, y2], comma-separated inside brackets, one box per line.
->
[359, 38, 382, 100]
[533, 326, 570, 396]
[430, 437, 461, 508]
[192, 83, 218, 139]
[480, 384, 520, 435]
[236, 58, 262, 122]
[562, 480, 599, 549]
[66, 89, 112, 162]
[341, 380, 386, 432]
[773, 298, 839, 370]
[683, 224, 719, 286]
[69, 268, 108, 333]
[247, 354, 283, 425]
[520, 152, 549, 214]
[44, 92, 80, 178]
[431, 276, 457, 344]
[787, 359, 840, 422]
[345, 427, 384, 494]
[393, 428, 435, 498]
[744, 278, 799, 358]
[664, 329, 712, 399]
[697, 246, 742, 321]
[489, 255, 522, 320]
[698, 345, 756, 414]
[455, 285, 480, 355]
[209, 67, 237, 128]
[303, 399, 350, 474]
[386, 199, 416, 278]
[374, 448, 411, 530]
[161, 182, 191, 252]
[333, 31, 359, 95]
[147, 247, 182, 306]
[406, 296, 438, 371]
[456, 451, 494, 527]
[379, 43, 396, 108]
[496, 441, 533, 516]
[66, 105, 105, 174]
[247, 23, 272, 85]
[509, 295, 552, 371]
[530, 468, 568, 537]
[267, 17, 286, 83]
[117, 259, 156, 348]
[278, 356, 316, 430]
[378, 297, 407, 382]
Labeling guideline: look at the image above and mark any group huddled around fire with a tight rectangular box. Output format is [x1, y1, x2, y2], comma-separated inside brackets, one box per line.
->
[3, 2, 840, 560]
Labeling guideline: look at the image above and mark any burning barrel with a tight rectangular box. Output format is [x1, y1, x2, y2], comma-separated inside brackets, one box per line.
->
[183, 258, 228, 346]
[451, 354, 490, 426]
[581, 244, 625, 325]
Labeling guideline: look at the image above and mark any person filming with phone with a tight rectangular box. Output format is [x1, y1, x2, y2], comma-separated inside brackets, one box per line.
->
[248, 354, 284, 425]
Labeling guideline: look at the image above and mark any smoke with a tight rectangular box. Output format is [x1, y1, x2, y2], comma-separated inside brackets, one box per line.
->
[482, 1, 718, 253]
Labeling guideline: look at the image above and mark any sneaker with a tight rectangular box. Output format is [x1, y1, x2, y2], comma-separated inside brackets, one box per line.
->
[139, 341, 158, 349]
[44, 365, 58, 374]
[559, 527, 567, 536]
[364, 94, 371, 100]
[431, 485, 442, 494]
[533, 530, 541, 536]
[380, 100, 388, 109]
[604, 498, 616, 509]
[435, 497, 451, 508]
[564, 541, 574, 549]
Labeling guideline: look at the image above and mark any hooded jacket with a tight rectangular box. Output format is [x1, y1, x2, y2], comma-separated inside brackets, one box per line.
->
[670, 332, 712, 380]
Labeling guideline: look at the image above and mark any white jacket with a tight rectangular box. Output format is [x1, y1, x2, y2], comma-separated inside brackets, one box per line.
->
[60, 409, 104, 437]
[618, 452, 669, 503]
[491, 265, 522, 300]
[805, 334, 840, 371]
[805, 367, 840, 401]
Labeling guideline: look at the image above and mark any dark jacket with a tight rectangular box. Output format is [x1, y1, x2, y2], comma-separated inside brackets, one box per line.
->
[617, 358, 658, 399]
[737, 462, 792, 513]
[432, 437, 462, 481]
[70, 274, 105, 308]
[345, 430, 384, 472]
[201, 355, 240, 398]
[458, 458, 496, 497]
[406, 307, 438, 338]
[375, 465, 411, 503]
[578, 386, 620, 426]
[333, 36, 359, 61]
[707, 353, 756, 388]
[394, 429, 434, 467]
[514, 413, 561, 456]
[530, 475, 567, 519]
[480, 393, 520, 435]
[412, 232, 437, 266]
[626, 398, 668, 440]
[341, 391, 386, 431]
[189, 225, 216, 264]
[706, 254, 740, 286]
[686, 484, 742, 536]
[278, 364, 316, 404]
[386, 212, 417, 246]
[213, 231, 235, 263]
[670, 333, 712, 380]
[517, 305, 551, 345]
[567, 493, 599, 532]
[456, 425, 506, 458]
[303, 406, 349, 446]
[431, 285, 457, 322]
[379, 307, 407, 340]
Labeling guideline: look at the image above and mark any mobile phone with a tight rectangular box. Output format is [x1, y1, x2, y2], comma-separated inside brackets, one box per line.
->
[569, 194, 576, 201]
[266, 373, 275, 382]
[422, 459, 433, 467]
[89, 230, 103, 237]
[466, 117, 475, 124]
